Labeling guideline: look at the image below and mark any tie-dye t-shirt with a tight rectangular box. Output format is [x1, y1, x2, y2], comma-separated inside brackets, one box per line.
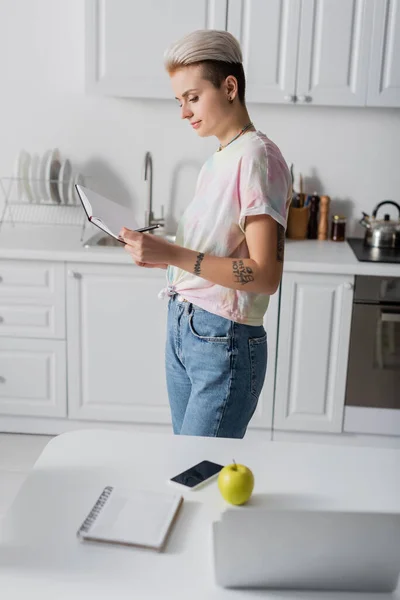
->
[161, 130, 292, 326]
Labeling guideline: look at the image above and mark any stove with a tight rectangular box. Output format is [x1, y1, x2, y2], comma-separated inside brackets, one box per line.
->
[347, 238, 400, 264]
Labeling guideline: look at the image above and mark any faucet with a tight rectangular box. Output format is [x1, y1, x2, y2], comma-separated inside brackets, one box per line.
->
[144, 151, 164, 230]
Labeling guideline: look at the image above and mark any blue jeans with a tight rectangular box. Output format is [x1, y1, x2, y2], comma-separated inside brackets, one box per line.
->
[165, 295, 268, 438]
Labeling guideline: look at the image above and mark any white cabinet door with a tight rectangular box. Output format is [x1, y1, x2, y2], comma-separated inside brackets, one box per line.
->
[296, 0, 373, 106]
[367, 0, 400, 107]
[85, 0, 227, 98]
[227, 0, 300, 104]
[248, 288, 279, 430]
[274, 272, 354, 433]
[67, 264, 171, 424]
[0, 338, 66, 418]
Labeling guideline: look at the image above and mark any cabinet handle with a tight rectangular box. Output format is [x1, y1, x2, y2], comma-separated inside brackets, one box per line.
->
[68, 270, 81, 279]
[0, 316, 4, 323]
[284, 95, 296, 102]
[343, 282, 353, 290]
[0, 276, 3, 283]
[298, 95, 312, 103]
[0, 376, 5, 384]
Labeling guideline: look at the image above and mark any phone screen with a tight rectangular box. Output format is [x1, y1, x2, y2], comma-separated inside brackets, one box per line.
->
[170, 460, 224, 488]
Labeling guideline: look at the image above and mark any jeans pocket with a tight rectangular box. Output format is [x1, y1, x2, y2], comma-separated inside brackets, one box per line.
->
[188, 310, 231, 343]
[249, 333, 268, 398]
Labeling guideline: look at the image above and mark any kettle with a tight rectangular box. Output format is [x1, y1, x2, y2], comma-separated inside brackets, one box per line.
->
[359, 200, 400, 249]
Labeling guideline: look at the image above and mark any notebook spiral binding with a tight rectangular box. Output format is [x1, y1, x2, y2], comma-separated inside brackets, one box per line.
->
[77, 486, 114, 537]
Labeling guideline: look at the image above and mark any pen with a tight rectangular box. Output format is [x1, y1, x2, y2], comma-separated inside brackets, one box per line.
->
[117, 223, 160, 243]
[135, 224, 160, 233]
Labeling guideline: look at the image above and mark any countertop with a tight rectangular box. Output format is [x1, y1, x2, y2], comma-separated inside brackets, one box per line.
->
[0, 224, 399, 277]
[2, 428, 399, 599]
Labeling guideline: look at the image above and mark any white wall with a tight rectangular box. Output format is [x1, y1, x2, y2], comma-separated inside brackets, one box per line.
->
[1, 0, 400, 236]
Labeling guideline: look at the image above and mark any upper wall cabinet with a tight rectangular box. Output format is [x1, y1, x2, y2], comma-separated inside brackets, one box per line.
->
[226, 0, 300, 104]
[85, 0, 227, 98]
[295, 0, 372, 106]
[85, 0, 400, 107]
[227, 0, 373, 106]
[367, 0, 400, 107]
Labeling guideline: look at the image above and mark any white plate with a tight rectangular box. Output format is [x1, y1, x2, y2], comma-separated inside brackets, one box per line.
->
[39, 150, 52, 202]
[68, 172, 84, 205]
[57, 159, 72, 204]
[28, 154, 41, 203]
[45, 148, 61, 204]
[13, 150, 29, 201]
[14, 150, 34, 202]
[22, 153, 34, 202]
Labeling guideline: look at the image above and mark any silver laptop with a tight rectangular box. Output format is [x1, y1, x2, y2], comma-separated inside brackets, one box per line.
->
[213, 509, 400, 592]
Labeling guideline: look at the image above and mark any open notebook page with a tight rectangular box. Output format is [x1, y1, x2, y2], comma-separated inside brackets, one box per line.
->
[76, 185, 142, 238]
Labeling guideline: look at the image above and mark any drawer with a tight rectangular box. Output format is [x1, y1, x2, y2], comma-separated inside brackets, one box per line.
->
[0, 299, 64, 339]
[0, 337, 66, 418]
[0, 260, 65, 338]
[0, 260, 64, 296]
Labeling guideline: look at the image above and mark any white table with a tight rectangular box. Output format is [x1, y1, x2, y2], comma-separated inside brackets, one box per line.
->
[1, 429, 399, 599]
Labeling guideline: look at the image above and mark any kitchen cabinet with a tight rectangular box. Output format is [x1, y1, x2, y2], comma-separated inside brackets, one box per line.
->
[274, 272, 354, 433]
[226, 0, 300, 105]
[0, 260, 65, 340]
[295, 0, 372, 106]
[66, 262, 277, 430]
[0, 260, 67, 417]
[228, 0, 372, 106]
[366, 0, 400, 107]
[252, 287, 279, 430]
[85, 0, 399, 107]
[66, 263, 171, 424]
[85, 0, 227, 98]
[1, 249, 397, 445]
[0, 338, 66, 418]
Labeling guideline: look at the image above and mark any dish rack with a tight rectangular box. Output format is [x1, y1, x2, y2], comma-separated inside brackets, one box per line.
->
[0, 176, 90, 241]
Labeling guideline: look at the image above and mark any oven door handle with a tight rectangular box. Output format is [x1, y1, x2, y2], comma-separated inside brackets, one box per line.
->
[376, 310, 400, 369]
[381, 311, 400, 323]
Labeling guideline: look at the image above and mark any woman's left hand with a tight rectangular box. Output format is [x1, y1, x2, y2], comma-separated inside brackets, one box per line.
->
[119, 227, 175, 265]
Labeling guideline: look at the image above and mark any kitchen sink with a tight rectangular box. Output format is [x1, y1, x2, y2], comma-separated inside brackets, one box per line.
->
[83, 232, 122, 248]
[83, 231, 176, 248]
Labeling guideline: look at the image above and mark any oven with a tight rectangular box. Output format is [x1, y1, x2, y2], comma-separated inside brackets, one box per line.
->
[343, 276, 400, 436]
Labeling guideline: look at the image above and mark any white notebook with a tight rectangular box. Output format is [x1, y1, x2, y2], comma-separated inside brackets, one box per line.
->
[75, 185, 158, 241]
[77, 486, 183, 552]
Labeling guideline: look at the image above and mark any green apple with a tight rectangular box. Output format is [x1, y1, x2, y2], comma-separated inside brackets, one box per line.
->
[218, 461, 254, 505]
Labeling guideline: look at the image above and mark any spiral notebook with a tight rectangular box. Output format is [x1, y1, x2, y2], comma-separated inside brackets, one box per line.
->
[77, 486, 183, 552]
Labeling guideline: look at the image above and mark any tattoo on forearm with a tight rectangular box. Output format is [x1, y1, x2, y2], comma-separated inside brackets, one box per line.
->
[194, 252, 205, 276]
[232, 259, 255, 285]
[277, 224, 285, 262]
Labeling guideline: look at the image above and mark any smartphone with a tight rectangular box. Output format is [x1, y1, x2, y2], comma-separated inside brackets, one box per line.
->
[169, 460, 224, 491]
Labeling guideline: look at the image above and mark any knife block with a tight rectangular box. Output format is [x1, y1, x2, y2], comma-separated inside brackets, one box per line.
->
[287, 205, 309, 240]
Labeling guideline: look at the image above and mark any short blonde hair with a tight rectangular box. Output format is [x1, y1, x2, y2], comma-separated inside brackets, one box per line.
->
[164, 30, 243, 71]
[164, 30, 246, 104]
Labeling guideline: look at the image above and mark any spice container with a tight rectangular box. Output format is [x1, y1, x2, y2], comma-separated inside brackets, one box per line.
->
[331, 215, 347, 241]
[307, 193, 320, 239]
[318, 195, 331, 240]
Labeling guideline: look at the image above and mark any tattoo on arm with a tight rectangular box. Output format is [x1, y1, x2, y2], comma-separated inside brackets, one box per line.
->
[193, 252, 205, 276]
[233, 259, 255, 285]
[277, 223, 285, 262]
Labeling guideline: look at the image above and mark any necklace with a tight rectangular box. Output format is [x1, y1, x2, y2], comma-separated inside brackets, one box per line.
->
[217, 122, 254, 152]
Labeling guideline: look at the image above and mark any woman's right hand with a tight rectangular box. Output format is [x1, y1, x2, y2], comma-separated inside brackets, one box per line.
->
[134, 261, 168, 269]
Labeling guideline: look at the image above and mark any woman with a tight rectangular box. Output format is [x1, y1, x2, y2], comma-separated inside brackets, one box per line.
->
[120, 30, 291, 438]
